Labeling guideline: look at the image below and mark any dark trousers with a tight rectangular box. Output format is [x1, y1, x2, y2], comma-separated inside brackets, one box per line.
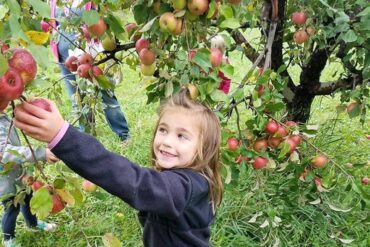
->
[1, 193, 37, 240]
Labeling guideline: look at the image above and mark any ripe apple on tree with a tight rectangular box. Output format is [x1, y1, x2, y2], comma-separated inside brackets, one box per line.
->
[362, 177, 369, 185]
[159, 12, 178, 33]
[187, 0, 209, 16]
[92, 66, 103, 77]
[102, 36, 117, 51]
[78, 53, 93, 65]
[135, 38, 150, 53]
[65, 55, 78, 72]
[31, 180, 44, 192]
[227, 137, 239, 151]
[253, 156, 268, 170]
[171, 0, 186, 10]
[293, 29, 309, 44]
[311, 154, 328, 168]
[264, 120, 279, 134]
[253, 138, 268, 152]
[267, 137, 281, 149]
[77, 64, 92, 79]
[0, 68, 24, 101]
[291, 12, 308, 25]
[88, 18, 107, 38]
[51, 193, 65, 214]
[8, 48, 37, 85]
[209, 48, 223, 67]
[140, 63, 156, 76]
[139, 48, 156, 65]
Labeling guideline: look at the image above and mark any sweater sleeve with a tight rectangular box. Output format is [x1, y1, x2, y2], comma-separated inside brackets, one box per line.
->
[0, 124, 46, 165]
[51, 126, 196, 218]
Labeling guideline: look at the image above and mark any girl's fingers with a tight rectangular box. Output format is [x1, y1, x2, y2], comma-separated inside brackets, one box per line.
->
[13, 119, 43, 136]
[22, 102, 51, 119]
[14, 108, 45, 127]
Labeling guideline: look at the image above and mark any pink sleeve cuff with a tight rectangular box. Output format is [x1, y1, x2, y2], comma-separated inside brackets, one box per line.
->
[48, 121, 69, 149]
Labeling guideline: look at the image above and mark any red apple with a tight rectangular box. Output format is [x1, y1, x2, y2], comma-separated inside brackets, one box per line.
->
[88, 18, 107, 38]
[187, 0, 209, 16]
[140, 63, 156, 76]
[8, 48, 37, 85]
[92, 66, 103, 77]
[285, 120, 297, 127]
[65, 55, 78, 72]
[125, 23, 141, 41]
[311, 155, 328, 168]
[284, 138, 297, 154]
[253, 156, 268, 170]
[0, 68, 24, 101]
[78, 53, 93, 65]
[209, 48, 223, 67]
[29, 99, 52, 112]
[288, 134, 301, 145]
[253, 139, 268, 152]
[135, 38, 150, 53]
[291, 12, 308, 25]
[227, 137, 239, 151]
[293, 29, 309, 44]
[82, 179, 97, 192]
[77, 64, 92, 79]
[139, 48, 156, 65]
[51, 194, 65, 214]
[31, 180, 44, 192]
[275, 126, 288, 138]
[362, 177, 369, 185]
[265, 120, 279, 134]
[267, 137, 281, 149]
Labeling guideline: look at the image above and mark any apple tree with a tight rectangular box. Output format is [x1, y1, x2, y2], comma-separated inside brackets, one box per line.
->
[0, 0, 369, 245]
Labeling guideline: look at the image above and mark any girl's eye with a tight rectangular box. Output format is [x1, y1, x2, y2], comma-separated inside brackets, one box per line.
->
[178, 134, 188, 140]
[158, 127, 167, 133]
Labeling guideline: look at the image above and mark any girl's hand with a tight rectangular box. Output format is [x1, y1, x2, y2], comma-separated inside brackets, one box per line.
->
[46, 148, 59, 163]
[13, 99, 65, 143]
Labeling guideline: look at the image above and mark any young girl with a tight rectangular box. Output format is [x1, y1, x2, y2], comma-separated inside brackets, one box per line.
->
[13, 88, 223, 246]
[210, 35, 232, 94]
[0, 101, 58, 247]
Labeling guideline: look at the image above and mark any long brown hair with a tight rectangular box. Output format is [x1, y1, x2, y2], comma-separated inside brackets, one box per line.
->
[151, 88, 223, 210]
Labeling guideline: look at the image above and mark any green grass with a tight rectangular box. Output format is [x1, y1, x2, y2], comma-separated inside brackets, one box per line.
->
[2, 54, 369, 247]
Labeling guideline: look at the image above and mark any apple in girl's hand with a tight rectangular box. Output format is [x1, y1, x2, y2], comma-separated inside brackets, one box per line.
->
[29, 99, 52, 112]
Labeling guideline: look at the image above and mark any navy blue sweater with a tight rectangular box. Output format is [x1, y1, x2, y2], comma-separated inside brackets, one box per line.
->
[52, 126, 214, 246]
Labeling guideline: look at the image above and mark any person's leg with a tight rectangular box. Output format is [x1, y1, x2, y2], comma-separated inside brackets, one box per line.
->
[1, 199, 20, 241]
[20, 193, 37, 228]
[100, 90, 130, 140]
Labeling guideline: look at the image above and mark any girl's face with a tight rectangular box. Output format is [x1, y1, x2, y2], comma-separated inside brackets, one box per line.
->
[153, 109, 200, 169]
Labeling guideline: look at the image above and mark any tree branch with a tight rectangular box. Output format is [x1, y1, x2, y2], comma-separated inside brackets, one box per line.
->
[309, 75, 363, 95]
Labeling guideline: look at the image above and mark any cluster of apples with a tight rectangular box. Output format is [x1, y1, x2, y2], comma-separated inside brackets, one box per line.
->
[21, 175, 65, 214]
[65, 53, 103, 80]
[135, 38, 157, 76]
[0, 47, 37, 110]
[291, 11, 315, 44]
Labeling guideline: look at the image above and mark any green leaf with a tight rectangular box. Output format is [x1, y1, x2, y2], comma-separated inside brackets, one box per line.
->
[82, 10, 100, 26]
[106, 13, 125, 34]
[219, 18, 240, 29]
[9, 15, 29, 41]
[165, 80, 173, 97]
[6, 0, 20, 17]
[133, 4, 150, 25]
[206, 1, 217, 19]
[95, 75, 115, 90]
[30, 188, 52, 220]
[341, 30, 358, 43]
[139, 16, 157, 33]
[28, 0, 50, 18]
[0, 5, 9, 20]
[210, 89, 228, 102]
[102, 233, 121, 247]
[28, 44, 51, 69]
[220, 64, 234, 78]
[192, 49, 211, 71]
[219, 5, 234, 19]
[0, 53, 8, 76]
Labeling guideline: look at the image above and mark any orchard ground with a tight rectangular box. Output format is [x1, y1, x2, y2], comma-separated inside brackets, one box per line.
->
[3, 46, 369, 247]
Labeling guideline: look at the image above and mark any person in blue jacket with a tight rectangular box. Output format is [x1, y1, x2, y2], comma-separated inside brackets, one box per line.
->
[13, 88, 223, 247]
[50, 1, 129, 140]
